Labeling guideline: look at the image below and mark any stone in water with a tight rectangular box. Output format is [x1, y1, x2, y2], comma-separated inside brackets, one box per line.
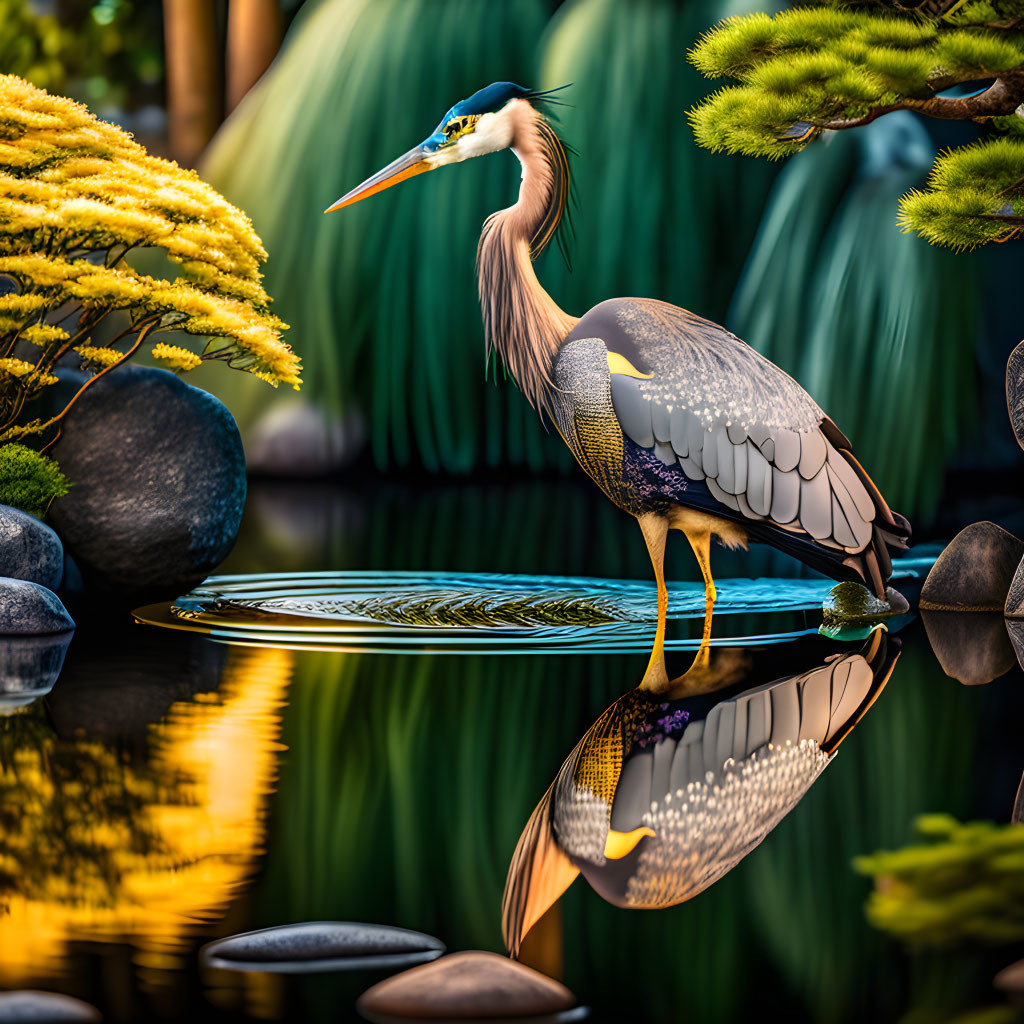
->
[200, 921, 445, 973]
[357, 951, 578, 1020]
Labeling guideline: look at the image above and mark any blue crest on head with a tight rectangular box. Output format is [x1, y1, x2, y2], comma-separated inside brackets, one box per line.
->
[422, 81, 533, 151]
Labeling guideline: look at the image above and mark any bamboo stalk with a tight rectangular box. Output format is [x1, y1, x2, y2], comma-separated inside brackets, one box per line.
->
[163, 0, 222, 166]
[226, 0, 283, 113]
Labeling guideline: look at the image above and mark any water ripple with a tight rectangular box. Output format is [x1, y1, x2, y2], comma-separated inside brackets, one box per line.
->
[133, 556, 930, 654]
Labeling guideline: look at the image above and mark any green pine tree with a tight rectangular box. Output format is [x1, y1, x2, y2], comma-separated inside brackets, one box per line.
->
[688, 0, 1024, 250]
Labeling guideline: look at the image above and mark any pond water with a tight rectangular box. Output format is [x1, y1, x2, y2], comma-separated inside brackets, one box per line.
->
[2, 479, 1022, 1022]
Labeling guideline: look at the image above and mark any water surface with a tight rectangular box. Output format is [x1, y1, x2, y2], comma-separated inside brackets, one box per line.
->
[1, 480, 1021, 1022]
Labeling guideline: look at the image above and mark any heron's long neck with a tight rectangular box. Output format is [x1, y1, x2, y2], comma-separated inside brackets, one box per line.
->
[476, 104, 577, 419]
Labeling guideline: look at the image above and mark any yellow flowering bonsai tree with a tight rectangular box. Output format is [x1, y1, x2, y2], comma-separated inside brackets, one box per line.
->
[0, 74, 301, 510]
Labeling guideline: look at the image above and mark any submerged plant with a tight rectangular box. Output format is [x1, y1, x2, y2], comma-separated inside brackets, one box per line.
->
[689, 0, 1024, 249]
[0, 73, 301, 450]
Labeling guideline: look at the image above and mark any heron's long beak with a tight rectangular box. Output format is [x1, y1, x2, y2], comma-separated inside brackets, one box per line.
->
[324, 145, 433, 213]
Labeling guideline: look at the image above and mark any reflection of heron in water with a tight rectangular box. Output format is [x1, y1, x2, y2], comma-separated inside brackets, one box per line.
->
[501, 630, 900, 958]
[327, 82, 911, 690]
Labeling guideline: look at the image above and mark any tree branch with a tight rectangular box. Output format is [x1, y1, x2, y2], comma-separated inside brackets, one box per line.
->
[814, 74, 1024, 130]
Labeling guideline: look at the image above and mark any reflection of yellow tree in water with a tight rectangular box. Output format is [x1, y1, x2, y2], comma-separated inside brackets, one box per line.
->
[0, 646, 292, 985]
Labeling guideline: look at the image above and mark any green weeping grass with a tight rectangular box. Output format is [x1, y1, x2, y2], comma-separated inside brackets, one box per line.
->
[200, 0, 553, 474]
[200, 0, 785, 473]
[728, 114, 981, 523]
[538, 0, 781, 324]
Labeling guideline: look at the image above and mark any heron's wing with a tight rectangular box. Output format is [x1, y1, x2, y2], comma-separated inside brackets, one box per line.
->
[573, 298, 903, 562]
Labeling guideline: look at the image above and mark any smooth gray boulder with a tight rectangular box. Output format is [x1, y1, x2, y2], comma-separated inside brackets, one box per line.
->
[919, 522, 1024, 611]
[0, 504, 63, 590]
[245, 399, 365, 476]
[47, 365, 246, 604]
[0, 578, 74, 635]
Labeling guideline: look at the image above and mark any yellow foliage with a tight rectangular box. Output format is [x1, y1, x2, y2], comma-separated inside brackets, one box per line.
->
[151, 342, 202, 372]
[74, 345, 122, 367]
[0, 355, 38, 377]
[0, 73, 301, 441]
[20, 323, 68, 346]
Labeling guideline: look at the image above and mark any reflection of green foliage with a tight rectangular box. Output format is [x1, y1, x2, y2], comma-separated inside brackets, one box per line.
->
[261, 645, 980, 1023]
[0, 443, 69, 518]
[0, 0, 163, 110]
[855, 814, 1024, 947]
[333, 590, 619, 628]
[728, 115, 980, 521]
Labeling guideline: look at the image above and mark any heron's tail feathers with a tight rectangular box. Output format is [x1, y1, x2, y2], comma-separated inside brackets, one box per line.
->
[821, 418, 911, 599]
[501, 780, 579, 960]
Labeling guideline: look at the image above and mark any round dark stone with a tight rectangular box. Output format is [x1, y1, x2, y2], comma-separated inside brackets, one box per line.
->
[0, 990, 100, 1021]
[919, 522, 1024, 612]
[46, 617, 226, 743]
[0, 504, 63, 590]
[200, 922, 445, 974]
[356, 951, 579, 1021]
[0, 578, 75, 635]
[0, 633, 73, 710]
[47, 365, 246, 604]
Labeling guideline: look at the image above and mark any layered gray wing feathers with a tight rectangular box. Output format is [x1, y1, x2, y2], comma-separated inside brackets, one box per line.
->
[602, 300, 877, 553]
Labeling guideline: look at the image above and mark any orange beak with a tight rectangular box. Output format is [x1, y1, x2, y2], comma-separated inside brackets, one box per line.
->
[324, 145, 433, 213]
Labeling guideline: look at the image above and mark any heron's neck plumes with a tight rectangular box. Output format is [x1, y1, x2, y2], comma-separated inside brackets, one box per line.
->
[476, 100, 577, 420]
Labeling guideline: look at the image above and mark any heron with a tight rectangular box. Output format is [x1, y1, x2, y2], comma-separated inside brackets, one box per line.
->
[500, 629, 900, 957]
[326, 82, 911, 692]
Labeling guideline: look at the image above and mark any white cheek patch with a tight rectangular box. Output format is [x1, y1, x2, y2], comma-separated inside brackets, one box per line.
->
[426, 109, 515, 168]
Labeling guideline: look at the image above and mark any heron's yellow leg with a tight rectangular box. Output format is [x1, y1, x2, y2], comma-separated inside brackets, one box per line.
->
[637, 513, 670, 694]
[682, 525, 715, 671]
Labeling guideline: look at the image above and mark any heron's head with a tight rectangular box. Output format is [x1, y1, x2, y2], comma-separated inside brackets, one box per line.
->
[324, 81, 558, 213]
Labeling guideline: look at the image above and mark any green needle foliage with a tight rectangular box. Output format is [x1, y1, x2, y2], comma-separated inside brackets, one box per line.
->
[689, 0, 1024, 249]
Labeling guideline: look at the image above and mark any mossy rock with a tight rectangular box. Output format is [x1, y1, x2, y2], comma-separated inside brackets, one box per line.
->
[822, 582, 909, 630]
